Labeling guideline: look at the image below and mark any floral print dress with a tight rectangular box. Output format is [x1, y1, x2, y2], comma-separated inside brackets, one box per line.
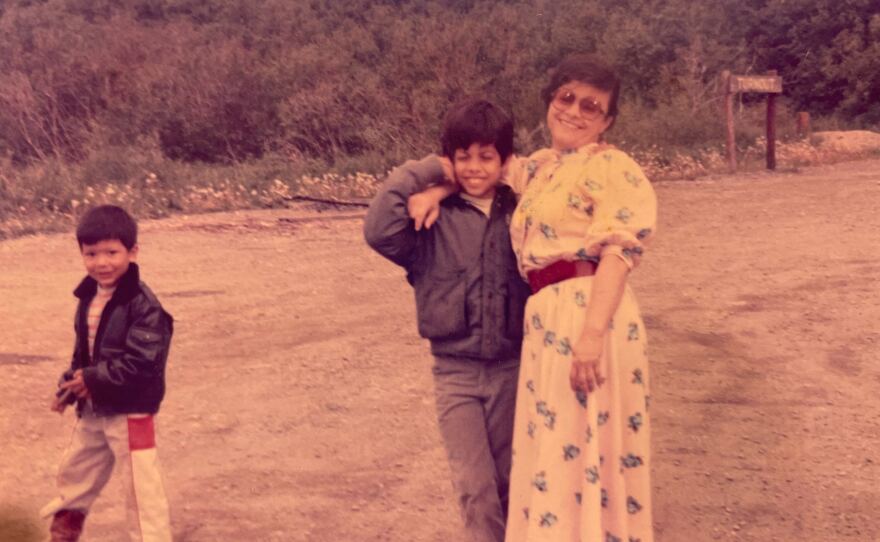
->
[504, 144, 657, 542]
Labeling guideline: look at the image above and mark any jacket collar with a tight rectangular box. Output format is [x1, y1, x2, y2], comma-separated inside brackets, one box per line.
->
[446, 184, 515, 209]
[495, 184, 515, 203]
[73, 262, 141, 303]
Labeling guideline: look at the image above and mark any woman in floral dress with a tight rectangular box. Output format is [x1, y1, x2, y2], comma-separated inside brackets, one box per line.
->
[503, 54, 657, 542]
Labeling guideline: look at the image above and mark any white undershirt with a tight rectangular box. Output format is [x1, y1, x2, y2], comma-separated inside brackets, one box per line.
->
[87, 285, 116, 357]
[459, 193, 494, 216]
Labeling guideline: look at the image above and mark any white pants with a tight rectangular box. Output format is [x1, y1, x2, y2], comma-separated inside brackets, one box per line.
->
[42, 411, 172, 542]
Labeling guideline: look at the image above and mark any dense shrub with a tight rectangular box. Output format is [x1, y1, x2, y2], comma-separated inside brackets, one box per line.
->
[0, 0, 877, 236]
[2, 0, 877, 168]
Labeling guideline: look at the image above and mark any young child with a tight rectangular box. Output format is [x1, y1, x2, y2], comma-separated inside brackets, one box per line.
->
[364, 97, 530, 542]
[42, 205, 174, 542]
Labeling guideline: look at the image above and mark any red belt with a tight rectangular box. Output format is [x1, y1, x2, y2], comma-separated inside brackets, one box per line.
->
[527, 260, 597, 294]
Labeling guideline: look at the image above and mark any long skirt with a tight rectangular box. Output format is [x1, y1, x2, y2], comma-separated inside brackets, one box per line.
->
[505, 276, 653, 542]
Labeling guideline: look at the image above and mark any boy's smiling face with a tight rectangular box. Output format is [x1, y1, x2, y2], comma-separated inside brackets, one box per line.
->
[453, 142, 504, 199]
[81, 239, 138, 288]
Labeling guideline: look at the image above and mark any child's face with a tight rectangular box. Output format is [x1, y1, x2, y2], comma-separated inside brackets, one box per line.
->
[453, 142, 504, 199]
[81, 239, 138, 289]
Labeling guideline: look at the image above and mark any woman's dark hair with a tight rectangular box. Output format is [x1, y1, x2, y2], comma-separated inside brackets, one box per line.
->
[76, 205, 138, 249]
[441, 97, 515, 161]
[541, 54, 621, 126]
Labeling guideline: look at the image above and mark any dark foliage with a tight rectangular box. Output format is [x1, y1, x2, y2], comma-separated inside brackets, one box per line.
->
[0, 0, 877, 171]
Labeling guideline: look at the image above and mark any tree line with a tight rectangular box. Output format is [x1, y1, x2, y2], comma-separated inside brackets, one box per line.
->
[1, 0, 878, 173]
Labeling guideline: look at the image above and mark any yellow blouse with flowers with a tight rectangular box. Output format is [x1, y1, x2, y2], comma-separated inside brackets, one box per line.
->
[503, 142, 658, 541]
[505, 143, 657, 276]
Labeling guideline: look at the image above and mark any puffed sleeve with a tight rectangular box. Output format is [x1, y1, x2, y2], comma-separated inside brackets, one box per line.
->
[579, 149, 657, 270]
[502, 148, 559, 196]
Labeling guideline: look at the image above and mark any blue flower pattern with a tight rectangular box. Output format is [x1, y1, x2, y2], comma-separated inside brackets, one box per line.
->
[624, 170, 643, 187]
[584, 179, 604, 191]
[556, 337, 572, 356]
[533, 471, 548, 492]
[627, 323, 639, 341]
[615, 207, 633, 224]
[632, 369, 643, 385]
[506, 147, 654, 540]
[539, 512, 558, 528]
[621, 454, 644, 469]
[627, 496, 642, 514]
[536, 401, 557, 430]
[628, 413, 643, 433]
[540, 223, 558, 240]
[531, 314, 544, 331]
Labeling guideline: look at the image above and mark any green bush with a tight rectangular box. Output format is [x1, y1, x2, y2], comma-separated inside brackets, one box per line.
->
[1, 0, 877, 237]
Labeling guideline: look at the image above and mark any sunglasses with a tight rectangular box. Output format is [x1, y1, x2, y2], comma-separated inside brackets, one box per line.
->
[551, 89, 608, 120]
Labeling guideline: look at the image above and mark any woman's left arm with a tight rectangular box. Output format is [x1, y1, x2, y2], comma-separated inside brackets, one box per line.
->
[570, 255, 629, 392]
[570, 149, 657, 393]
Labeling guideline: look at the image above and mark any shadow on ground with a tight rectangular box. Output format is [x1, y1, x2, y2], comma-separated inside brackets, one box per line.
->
[0, 508, 43, 542]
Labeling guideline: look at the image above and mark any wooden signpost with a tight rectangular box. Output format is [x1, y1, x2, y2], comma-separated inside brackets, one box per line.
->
[721, 70, 783, 171]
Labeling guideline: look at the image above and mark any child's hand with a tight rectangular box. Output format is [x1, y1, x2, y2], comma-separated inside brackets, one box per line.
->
[50, 388, 75, 413]
[50, 394, 66, 413]
[59, 369, 90, 400]
[408, 192, 441, 231]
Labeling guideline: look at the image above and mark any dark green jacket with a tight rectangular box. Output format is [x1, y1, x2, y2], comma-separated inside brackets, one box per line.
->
[363, 155, 530, 361]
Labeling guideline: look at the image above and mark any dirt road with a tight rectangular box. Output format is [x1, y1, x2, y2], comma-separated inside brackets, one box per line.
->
[1, 158, 879, 541]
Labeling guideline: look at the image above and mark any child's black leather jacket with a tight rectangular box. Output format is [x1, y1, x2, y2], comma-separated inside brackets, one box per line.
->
[62, 263, 173, 416]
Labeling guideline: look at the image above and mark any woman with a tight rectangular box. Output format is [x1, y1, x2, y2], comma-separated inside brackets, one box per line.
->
[502, 54, 656, 542]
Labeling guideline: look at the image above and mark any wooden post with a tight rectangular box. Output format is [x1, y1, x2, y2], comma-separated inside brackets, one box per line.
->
[722, 70, 736, 172]
[724, 70, 781, 172]
[766, 70, 777, 170]
[796, 111, 811, 139]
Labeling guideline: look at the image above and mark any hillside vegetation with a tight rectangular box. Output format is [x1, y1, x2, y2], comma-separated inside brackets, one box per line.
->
[1, 0, 878, 236]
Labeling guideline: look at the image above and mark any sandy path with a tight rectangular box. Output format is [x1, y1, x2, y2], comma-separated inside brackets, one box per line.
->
[1, 158, 878, 541]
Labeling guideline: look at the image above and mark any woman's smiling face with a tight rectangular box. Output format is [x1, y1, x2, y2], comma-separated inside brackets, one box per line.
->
[546, 81, 614, 151]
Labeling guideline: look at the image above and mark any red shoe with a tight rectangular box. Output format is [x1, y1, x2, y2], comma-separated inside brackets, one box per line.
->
[49, 509, 86, 542]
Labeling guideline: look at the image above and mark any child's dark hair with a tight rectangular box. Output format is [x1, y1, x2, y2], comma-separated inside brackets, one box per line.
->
[76, 205, 138, 249]
[441, 97, 514, 161]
